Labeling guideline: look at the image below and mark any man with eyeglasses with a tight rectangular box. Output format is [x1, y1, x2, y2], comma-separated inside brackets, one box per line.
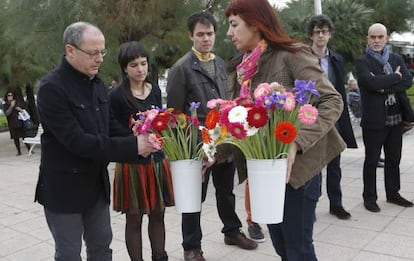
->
[306, 14, 357, 222]
[35, 21, 157, 260]
[355, 23, 414, 213]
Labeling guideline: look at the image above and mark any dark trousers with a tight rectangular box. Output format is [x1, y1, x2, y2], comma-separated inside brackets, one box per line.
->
[362, 124, 403, 202]
[181, 161, 242, 250]
[44, 194, 112, 261]
[326, 155, 343, 207]
[304, 174, 321, 261]
[268, 180, 315, 261]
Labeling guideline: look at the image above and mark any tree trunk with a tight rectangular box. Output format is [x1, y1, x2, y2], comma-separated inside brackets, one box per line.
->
[25, 83, 39, 125]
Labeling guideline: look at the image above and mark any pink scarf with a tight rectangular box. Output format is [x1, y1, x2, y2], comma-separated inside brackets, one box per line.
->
[236, 40, 267, 99]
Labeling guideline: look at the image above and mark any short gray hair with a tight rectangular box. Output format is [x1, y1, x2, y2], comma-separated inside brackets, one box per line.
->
[63, 21, 98, 47]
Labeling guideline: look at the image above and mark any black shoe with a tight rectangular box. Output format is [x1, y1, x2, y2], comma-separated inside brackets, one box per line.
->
[248, 223, 265, 243]
[387, 194, 414, 207]
[376, 161, 384, 168]
[330, 206, 351, 220]
[224, 231, 258, 250]
[183, 249, 205, 261]
[403, 121, 414, 134]
[364, 201, 381, 212]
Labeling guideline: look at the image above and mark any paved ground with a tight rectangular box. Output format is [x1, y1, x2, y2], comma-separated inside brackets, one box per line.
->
[1, 121, 414, 261]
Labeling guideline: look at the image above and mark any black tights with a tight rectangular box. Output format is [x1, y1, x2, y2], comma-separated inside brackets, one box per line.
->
[125, 209, 167, 261]
[14, 138, 30, 155]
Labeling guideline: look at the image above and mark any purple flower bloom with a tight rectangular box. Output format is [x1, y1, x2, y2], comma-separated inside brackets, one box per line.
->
[265, 91, 286, 109]
[292, 80, 319, 105]
[190, 101, 201, 110]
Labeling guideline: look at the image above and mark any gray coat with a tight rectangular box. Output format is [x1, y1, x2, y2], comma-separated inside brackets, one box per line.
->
[166, 51, 227, 124]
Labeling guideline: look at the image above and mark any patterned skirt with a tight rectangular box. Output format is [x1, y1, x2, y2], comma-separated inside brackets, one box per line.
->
[113, 158, 175, 213]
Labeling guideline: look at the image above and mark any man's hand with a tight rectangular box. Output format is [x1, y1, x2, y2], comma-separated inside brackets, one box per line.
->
[137, 134, 157, 157]
[286, 142, 298, 183]
[201, 157, 215, 182]
[395, 66, 402, 78]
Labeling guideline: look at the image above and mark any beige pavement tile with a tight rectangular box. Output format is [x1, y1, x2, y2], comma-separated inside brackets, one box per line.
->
[365, 233, 414, 260]
[384, 216, 414, 237]
[353, 252, 412, 261]
[315, 225, 379, 249]
[4, 243, 54, 261]
[314, 241, 359, 261]
[0, 233, 43, 257]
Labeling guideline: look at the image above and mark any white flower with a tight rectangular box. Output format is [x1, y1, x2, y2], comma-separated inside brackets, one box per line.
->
[202, 142, 217, 162]
[228, 105, 248, 123]
[245, 124, 258, 136]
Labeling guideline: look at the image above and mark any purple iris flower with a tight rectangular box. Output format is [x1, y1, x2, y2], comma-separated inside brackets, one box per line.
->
[190, 101, 201, 110]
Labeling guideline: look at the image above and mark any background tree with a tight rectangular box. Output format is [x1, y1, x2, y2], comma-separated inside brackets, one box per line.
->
[0, 0, 412, 96]
[279, 0, 374, 73]
[362, 0, 414, 33]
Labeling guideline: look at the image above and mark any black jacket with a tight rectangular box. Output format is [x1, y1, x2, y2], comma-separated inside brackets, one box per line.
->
[355, 52, 414, 129]
[35, 57, 139, 213]
[328, 49, 357, 148]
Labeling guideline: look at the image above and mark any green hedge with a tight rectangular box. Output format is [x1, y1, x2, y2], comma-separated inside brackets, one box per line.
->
[408, 83, 414, 106]
[0, 115, 8, 132]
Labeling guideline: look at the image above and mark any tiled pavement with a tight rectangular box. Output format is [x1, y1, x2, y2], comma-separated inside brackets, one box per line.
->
[1, 123, 414, 261]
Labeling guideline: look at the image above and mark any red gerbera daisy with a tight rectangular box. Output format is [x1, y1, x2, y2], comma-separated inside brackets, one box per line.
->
[205, 108, 220, 129]
[227, 122, 247, 139]
[274, 121, 297, 144]
[152, 113, 169, 132]
[247, 106, 268, 128]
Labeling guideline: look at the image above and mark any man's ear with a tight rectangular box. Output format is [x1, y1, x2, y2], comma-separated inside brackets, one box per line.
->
[65, 44, 76, 58]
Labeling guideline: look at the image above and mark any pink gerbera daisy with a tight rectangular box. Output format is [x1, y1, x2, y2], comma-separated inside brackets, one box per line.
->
[298, 104, 318, 125]
[283, 92, 296, 111]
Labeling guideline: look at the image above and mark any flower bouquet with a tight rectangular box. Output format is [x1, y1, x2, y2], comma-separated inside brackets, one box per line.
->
[132, 102, 204, 213]
[201, 79, 319, 223]
[132, 101, 203, 161]
[201, 80, 319, 161]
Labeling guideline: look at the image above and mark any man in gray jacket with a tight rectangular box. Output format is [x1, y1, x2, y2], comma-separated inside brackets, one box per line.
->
[167, 11, 257, 261]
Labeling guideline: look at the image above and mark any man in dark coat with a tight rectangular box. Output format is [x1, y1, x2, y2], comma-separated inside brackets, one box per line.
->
[355, 23, 414, 213]
[35, 21, 156, 260]
[307, 15, 358, 222]
[166, 11, 257, 261]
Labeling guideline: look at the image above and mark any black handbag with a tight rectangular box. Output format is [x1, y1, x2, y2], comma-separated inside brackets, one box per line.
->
[23, 119, 38, 137]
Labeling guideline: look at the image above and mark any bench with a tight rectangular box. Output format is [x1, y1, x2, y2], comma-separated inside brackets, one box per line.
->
[23, 124, 43, 155]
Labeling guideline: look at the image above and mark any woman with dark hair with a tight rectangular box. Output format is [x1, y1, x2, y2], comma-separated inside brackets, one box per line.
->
[3, 90, 30, 156]
[225, 0, 346, 259]
[109, 41, 174, 261]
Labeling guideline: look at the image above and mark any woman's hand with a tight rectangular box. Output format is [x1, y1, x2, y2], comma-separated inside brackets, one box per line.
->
[286, 142, 298, 183]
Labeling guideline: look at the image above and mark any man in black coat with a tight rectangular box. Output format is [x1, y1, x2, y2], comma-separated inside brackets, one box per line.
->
[35, 21, 156, 260]
[307, 15, 358, 223]
[355, 23, 414, 213]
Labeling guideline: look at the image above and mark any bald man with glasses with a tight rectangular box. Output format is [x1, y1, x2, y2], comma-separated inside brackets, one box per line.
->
[355, 23, 414, 213]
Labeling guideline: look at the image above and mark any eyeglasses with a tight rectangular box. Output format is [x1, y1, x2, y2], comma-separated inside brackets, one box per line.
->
[7, 94, 13, 97]
[72, 44, 108, 58]
[313, 29, 330, 36]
